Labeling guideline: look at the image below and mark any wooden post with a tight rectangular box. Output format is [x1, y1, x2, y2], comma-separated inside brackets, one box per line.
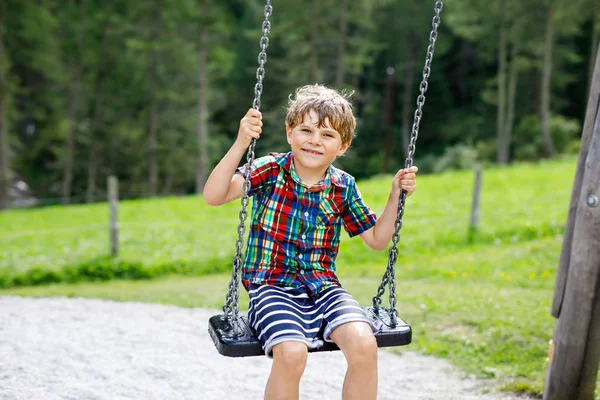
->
[108, 176, 119, 257]
[468, 165, 482, 243]
[543, 43, 600, 400]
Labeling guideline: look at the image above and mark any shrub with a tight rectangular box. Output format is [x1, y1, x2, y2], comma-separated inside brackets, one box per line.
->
[475, 139, 497, 163]
[513, 114, 580, 160]
[433, 144, 479, 173]
[0, 256, 232, 289]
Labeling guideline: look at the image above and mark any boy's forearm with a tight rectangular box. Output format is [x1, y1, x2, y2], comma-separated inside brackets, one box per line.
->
[369, 189, 402, 250]
[203, 142, 247, 206]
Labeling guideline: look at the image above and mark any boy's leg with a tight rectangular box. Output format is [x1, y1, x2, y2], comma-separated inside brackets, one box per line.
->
[265, 341, 308, 400]
[329, 321, 378, 400]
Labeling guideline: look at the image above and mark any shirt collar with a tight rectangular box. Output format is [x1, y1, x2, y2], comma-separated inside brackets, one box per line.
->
[270, 151, 346, 188]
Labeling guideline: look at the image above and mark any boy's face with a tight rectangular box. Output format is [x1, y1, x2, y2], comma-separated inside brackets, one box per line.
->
[286, 110, 349, 173]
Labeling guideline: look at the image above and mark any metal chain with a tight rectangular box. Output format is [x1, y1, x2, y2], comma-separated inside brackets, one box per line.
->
[223, 0, 272, 333]
[373, 1, 443, 327]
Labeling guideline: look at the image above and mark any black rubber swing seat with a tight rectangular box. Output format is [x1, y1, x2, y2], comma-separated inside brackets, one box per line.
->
[208, 306, 411, 357]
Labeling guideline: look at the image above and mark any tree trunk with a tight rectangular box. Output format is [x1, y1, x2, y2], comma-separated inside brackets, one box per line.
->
[62, 0, 87, 205]
[382, 68, 395, 172]
[62, 86, 78, 205]
[147, 4, 161, 197]
[86, 27, 107, 204]
[163, 153, 173, 195]
[196, 23, 209, 194]
[86, 144, 98, 203]
[0, 4, 9, 210]
[336, 0, 347, 89]
[504, 35, 521, 162]
[540, 6, 556, 157]
[309, 0, 318, 82]
[402, 33, 418, 160]
[86, 92, 103, 203]
[148, 98, 158, 197]
[496, 0, 508, 164]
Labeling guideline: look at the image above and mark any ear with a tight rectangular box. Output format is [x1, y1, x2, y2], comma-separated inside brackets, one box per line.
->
[337, 142, 350, 157]
[286, 124, 293, 145]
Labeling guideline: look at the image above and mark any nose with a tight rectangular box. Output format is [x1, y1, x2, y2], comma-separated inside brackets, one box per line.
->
[308, 131, 322, 145]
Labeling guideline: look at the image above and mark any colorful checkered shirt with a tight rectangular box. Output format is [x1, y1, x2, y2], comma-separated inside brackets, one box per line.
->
[236, 152, 377, 296]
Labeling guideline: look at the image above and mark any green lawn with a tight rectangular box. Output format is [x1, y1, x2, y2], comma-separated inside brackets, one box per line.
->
[2, 156, 598, 397]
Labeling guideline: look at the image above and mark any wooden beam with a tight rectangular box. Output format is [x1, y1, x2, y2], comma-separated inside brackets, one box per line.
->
[552, 43, 600, 318]
[579, 288, 600, 400]
[543, 75, 600, 399]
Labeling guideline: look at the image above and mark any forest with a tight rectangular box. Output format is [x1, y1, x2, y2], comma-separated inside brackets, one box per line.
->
[0, 0, 598, 207]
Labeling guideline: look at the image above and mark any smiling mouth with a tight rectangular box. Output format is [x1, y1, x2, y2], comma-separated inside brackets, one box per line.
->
[302, 149, 323, 155]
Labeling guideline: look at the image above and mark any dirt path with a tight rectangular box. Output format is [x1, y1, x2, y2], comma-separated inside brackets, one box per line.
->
[0, 296, 533, 400]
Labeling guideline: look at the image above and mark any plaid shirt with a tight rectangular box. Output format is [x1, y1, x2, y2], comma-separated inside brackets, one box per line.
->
[236, 152, 377, 296]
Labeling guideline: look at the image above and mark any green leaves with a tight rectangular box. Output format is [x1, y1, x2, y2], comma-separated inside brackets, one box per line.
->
[1, 0, 596, 202]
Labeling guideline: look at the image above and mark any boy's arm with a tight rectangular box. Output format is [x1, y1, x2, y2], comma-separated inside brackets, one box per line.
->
[203, 109, 262, 206]
[203, 144, 247, 206]
[359, 167, 418, 251]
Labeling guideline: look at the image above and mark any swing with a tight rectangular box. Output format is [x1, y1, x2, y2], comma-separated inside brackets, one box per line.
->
[208, 0, 444, 357]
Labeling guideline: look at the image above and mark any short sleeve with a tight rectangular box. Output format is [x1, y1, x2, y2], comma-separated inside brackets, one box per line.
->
[341, 180, 377, 237]
[236, 155, 279, 197]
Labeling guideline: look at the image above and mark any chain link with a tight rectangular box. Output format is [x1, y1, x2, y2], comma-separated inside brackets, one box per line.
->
[223, 0, 272, 335]
[373, 0, 443, 327]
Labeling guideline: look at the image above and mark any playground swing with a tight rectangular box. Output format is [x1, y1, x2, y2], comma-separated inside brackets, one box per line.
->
[208, 0, 444, 358]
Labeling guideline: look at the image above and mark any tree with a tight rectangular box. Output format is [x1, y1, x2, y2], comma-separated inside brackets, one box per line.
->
[85, 2, 122, 203]
[196, 0, 209, 194]
[500, 0, 528, 164]
[2, 0, 595, 202]
[61, 0, 89, 204]
[588, 5, 599, 95]
[540, 2, 556, 157]
[447, 0, 525, 164]
[0, 1, 9, 208]
[122, 1, 197, 196]
[335, 0, 348, 89]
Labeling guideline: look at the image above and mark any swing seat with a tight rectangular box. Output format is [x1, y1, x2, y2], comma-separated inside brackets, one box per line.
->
[208, 306, 411, 357]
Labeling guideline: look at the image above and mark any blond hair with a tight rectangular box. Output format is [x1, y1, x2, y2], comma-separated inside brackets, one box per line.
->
[285, 84, 356, 145]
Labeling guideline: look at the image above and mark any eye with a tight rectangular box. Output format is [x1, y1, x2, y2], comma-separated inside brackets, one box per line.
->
[301, 128, 311, 132]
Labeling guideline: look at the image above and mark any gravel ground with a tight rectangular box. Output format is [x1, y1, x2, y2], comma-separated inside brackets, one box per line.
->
[0, 296, 534, 400]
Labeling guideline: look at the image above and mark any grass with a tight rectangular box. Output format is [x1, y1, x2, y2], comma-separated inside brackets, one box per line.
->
[0, 197, 242, 275]
[1, 155, 598, 397]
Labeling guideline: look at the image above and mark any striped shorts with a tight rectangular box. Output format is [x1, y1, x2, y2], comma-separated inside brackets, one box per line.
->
[247, 284, 377, 357]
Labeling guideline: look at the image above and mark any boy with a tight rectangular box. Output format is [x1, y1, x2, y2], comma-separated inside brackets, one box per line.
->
[203, 84, 418, 400]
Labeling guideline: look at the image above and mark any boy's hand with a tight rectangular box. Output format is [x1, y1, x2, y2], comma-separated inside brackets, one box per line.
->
[393, 166, 418, 196]
[236, 108, 263, 148]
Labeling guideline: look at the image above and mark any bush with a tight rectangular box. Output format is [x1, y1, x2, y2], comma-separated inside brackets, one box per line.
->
[475, 139, 497, 163]
[414, 153, 437, 174]
[433, 144, 479, 173]
[0, 256, 232, 289]
[513, 114, 580, 160]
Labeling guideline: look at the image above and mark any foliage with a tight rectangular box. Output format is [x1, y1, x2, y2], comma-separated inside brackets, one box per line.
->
[513, 114, 581, 161]
[432, 144, 479, 172]
[0, 0, 597, 204]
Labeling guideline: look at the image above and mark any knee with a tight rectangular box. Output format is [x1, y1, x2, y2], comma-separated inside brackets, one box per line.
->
[272, 342, 308, 376]
[345, 334, 378, 367]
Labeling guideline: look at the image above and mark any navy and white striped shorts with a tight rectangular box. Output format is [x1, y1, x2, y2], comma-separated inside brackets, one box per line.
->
[247, 284, 377, 356]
